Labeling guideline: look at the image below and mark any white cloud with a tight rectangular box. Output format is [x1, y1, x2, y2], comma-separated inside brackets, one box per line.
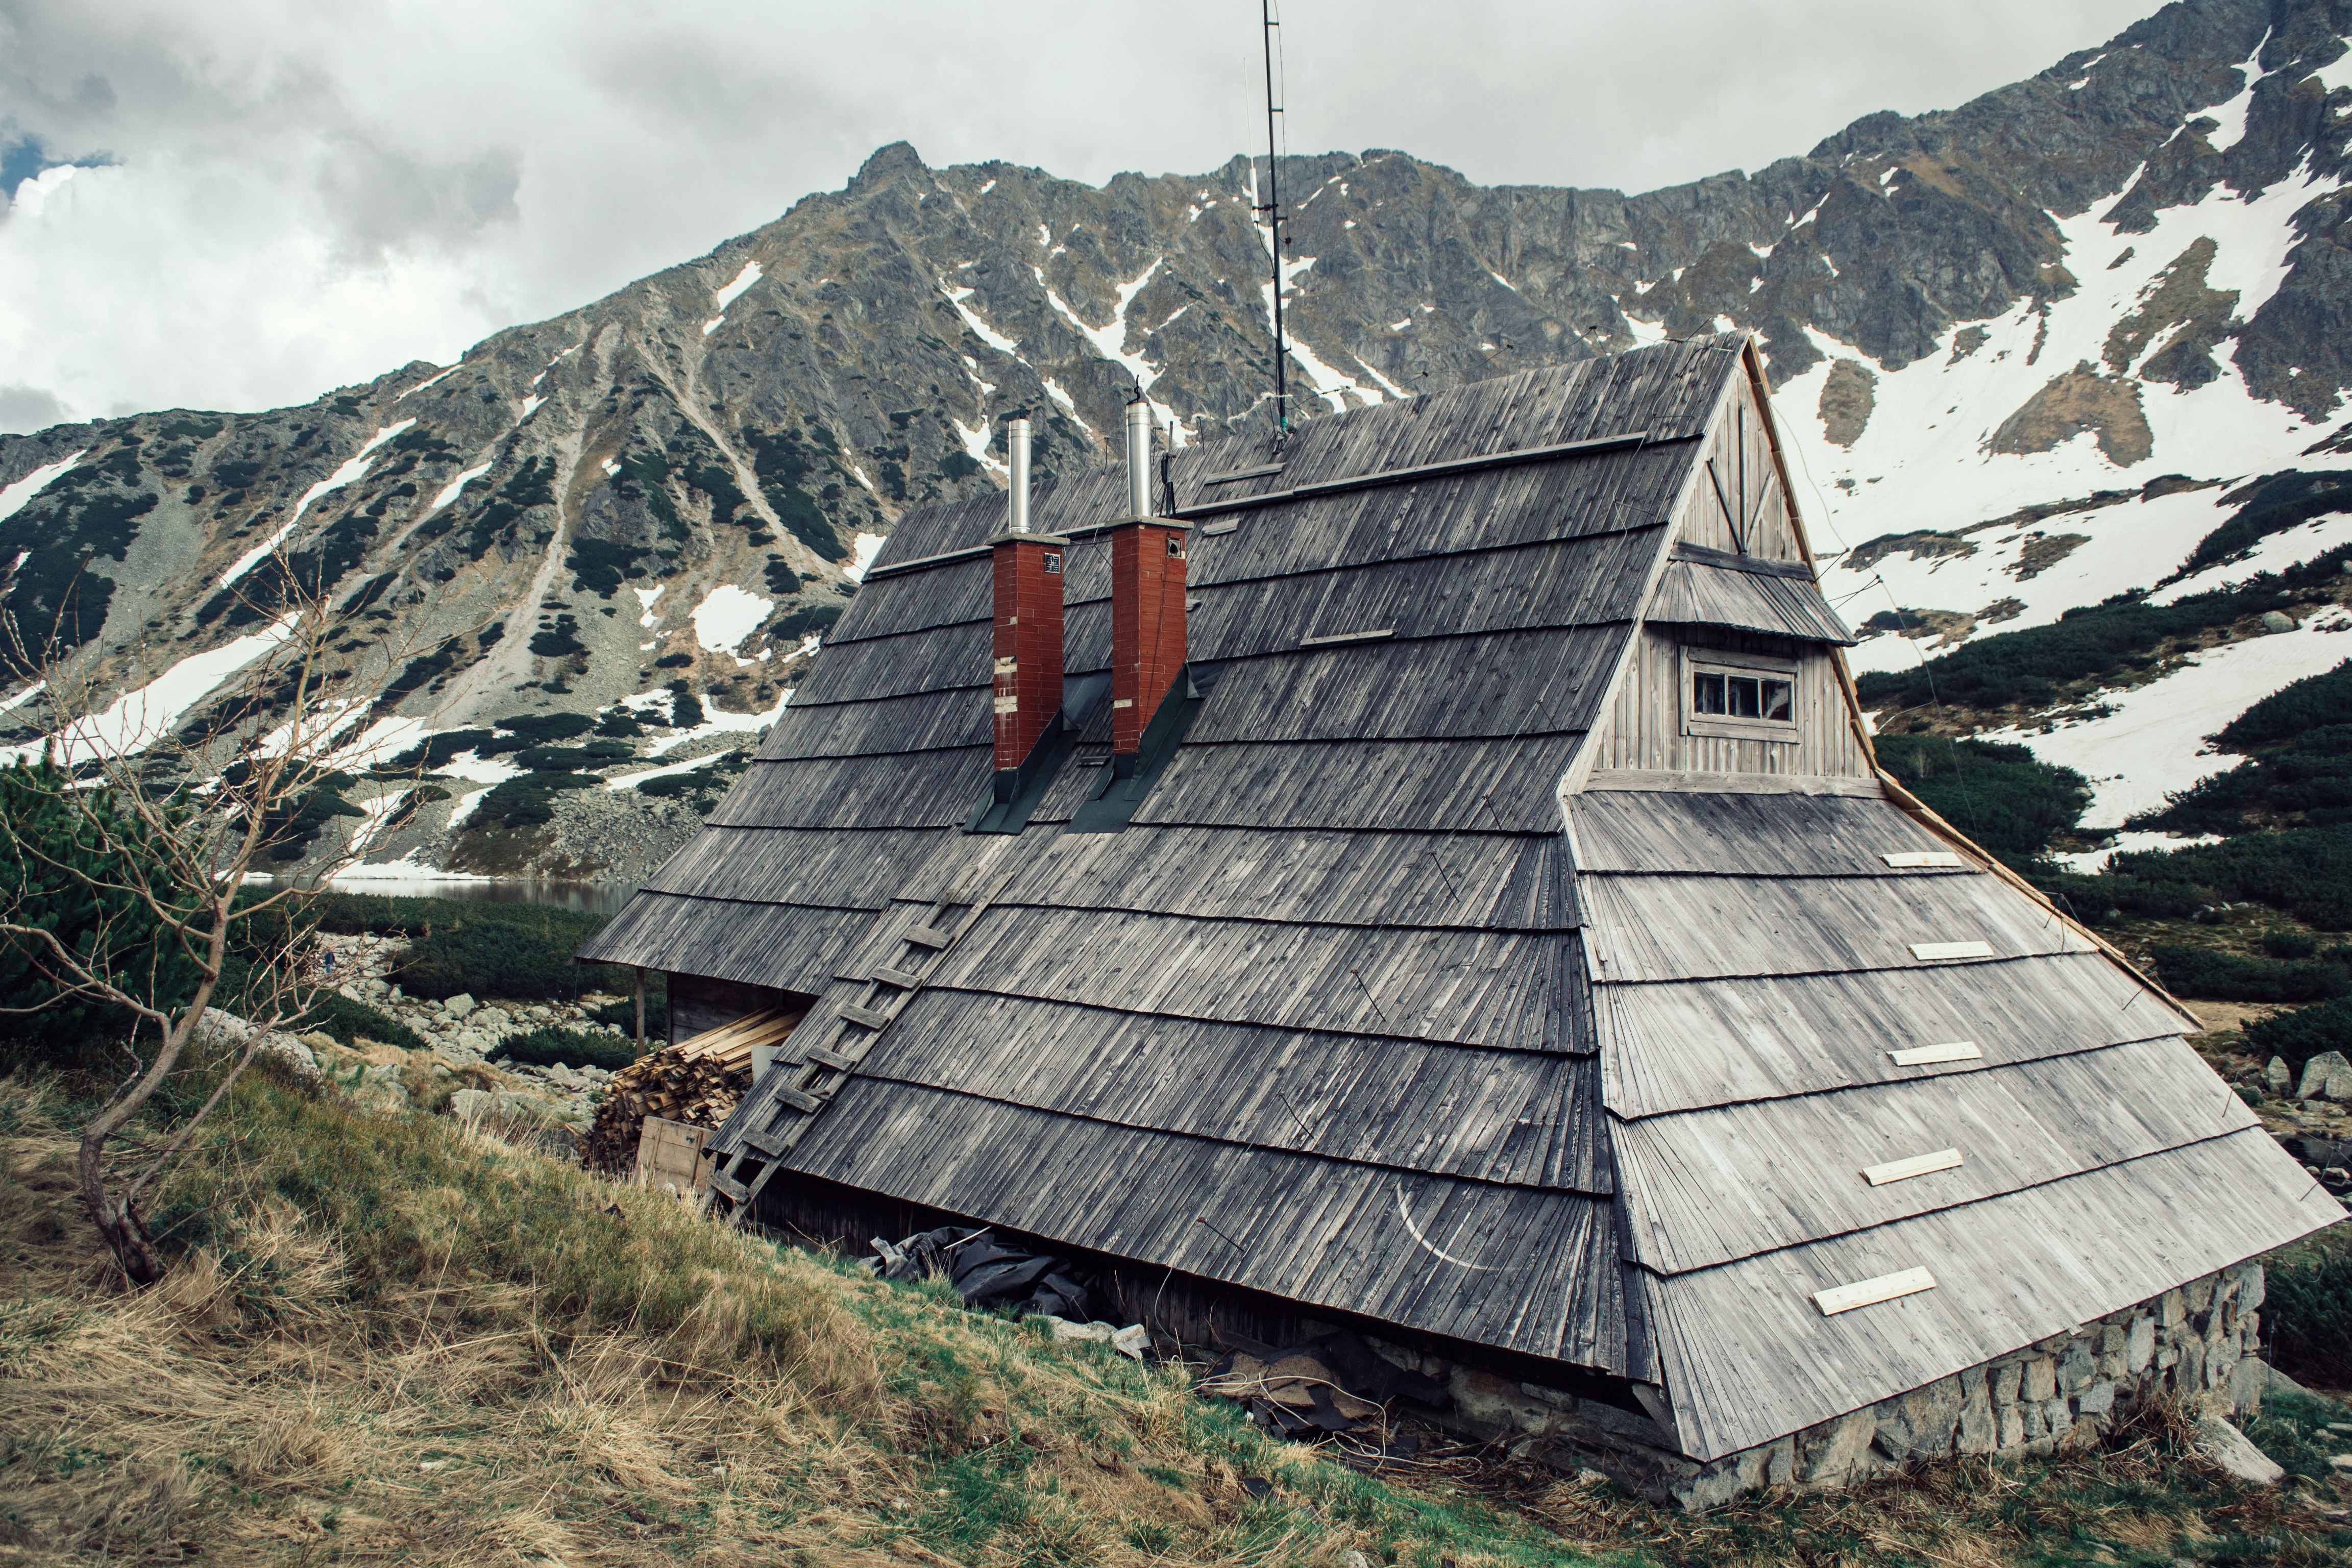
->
[0, 0, 2168, 430]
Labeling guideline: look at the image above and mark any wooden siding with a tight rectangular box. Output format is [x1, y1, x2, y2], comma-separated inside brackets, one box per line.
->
[1585, 627, 1871, 780]
[1677, 373, 1798, 561]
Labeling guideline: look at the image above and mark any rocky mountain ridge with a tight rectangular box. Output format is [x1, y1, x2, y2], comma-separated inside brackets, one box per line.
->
[2, 0, 2348, 874]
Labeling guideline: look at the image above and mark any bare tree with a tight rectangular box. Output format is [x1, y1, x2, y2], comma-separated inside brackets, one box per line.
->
[0, 559, 439, 1284]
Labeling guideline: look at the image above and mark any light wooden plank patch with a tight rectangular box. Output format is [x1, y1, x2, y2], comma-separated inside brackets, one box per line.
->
[1301, 627, 1396, 647]
[1889, 1040, 1984, 1067]
[1861, 1147, 1964, 1186]
[1908, 940, 1995, 961]
[1884, 851, 1968, 868]
[1812, 1266, 1937, 1316]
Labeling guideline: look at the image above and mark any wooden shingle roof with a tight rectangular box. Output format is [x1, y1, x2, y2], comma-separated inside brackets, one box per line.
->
[581, 335, 2335, 1460]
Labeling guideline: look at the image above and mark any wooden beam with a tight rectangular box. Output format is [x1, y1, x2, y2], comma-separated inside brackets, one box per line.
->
[1861, 1148, 1964, 1186]
[1888, 1041, 1983, 1066]
[1812, 1266, 1937, 1316]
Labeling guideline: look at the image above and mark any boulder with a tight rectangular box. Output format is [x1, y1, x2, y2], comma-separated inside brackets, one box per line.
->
[2260, 610, 2297, 634]
[2266, 1056, 2292, 1095]
[445, 993, 477, 1019]
[2192, 1415, 2283, 1486]
[2298, 1051, 2352, 1102]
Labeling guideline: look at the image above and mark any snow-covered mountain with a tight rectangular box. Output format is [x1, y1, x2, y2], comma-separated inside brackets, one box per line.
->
[1, 0, 2347, 875]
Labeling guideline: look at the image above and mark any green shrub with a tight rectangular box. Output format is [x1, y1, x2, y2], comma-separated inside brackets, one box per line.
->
[471, 770, 597, 829]
[2178, 472, 2352, 580]
[1854, 549, 2351, 716]
[1872, 734, 2089, 866]
[672, 687, 705, 728]
[2216, 658, 2352, 751]
[588, 978, 667, 1040]
[0, 759, 206, 1064]
[2145, 943, 2350, 1003]
[2135, 725, 2352, 835]
[2241, 997, 2352, 1081]
[495, 1024, 638, 1071]
[2265, 931, 2321, 960]
[305, 894, 608, 1003]
[512, 741, 631, 771]
[489, 712, 596, 744]
[2266, 1247, 2352, 1387]
[2063, 826, 2352, 929]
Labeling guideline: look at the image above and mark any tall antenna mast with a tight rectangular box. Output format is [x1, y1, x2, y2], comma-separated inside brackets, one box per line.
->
[1258, 0, 1289, 437]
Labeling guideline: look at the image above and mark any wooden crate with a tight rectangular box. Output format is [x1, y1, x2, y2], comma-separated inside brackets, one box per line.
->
[636, 1115, 712, 1200]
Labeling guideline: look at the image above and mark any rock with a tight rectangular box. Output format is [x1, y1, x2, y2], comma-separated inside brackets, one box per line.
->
[2126, 1314, 2155, 1375]
[1045, 1317, 1117, 1344]
[446, 993, 477, 1019]
[2298, 1051, 2352, 1102]
[2266, 1056, 2293, 1095]
[2266, 1360, 2318, 1398]
[2078, 1380, 2117, 1417]
[449, 1088, 495, 1121]
[1112, 1324, 1150, 1360]
[2230, 1355, 2268, 1414]
[2192, 1415, 2283, 1486]
[2261, 610, 2297, 634]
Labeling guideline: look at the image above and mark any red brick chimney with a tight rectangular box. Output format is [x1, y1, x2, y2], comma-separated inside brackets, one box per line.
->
[991, 418, 1064, 786]
[1109, 397, 1186, 769]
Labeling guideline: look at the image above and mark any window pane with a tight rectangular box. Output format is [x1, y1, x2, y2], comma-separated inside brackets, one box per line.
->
[1761, 678, 1793, 722]
[1694, 672, 1725, 714]
[1727, 675, 1761, 718]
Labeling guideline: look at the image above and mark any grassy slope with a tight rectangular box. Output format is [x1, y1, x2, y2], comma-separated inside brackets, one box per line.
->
[5, 1069, 2352, 1566]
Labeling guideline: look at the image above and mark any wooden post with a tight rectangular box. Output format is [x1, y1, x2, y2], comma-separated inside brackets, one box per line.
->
[634, 967, 647, 1054]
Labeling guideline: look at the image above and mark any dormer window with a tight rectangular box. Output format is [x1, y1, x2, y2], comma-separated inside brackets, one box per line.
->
[1682, 647, 1800, 741]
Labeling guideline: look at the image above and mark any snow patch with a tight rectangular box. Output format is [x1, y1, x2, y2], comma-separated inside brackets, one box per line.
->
[0, 450, 85, 524]
[2049, 828, 2220, 875]
[939, 277, 1021, 355]
[216, 421, 414, 590]
[711, 258, 763, 310]
[425, 461, 492, 517]
[951, 416, 1010, 479]
[690, 585, 773, 653]
[2201, 31, 2273, 154]
[0, 612, 299, 767]
[845, 531, 886, 583]
[701, 317, 724, 336]
[643, 687, 792, 758]
[633, 584, 665, 627]
[397, 365, 456, 399]
[517, 395, 545, 423]
[2151, 513, 2352, 603]
[2310, 40, 2352, 94]
[1988, 610, 2352, 827]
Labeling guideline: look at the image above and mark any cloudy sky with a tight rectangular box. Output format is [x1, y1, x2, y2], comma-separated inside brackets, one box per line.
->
[0, 0, 2158, 434]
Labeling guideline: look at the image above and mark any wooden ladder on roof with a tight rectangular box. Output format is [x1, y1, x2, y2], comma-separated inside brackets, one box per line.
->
[703, 852, 1024, 1222]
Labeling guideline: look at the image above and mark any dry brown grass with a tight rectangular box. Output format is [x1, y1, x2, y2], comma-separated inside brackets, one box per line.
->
[0, 1070, 1585, 1566]
[6, 1066, 2352, 1567]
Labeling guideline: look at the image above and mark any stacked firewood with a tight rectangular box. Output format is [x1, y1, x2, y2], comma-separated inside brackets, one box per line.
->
[578, 1007, 804, 1175]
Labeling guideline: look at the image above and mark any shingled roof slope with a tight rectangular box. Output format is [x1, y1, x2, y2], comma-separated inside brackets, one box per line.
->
[585, 337, 1742, 1373]
[581, 334, 2336, 1462]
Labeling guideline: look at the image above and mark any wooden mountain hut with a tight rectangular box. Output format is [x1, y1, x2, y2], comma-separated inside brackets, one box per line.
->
[580, 334, 2335, 1504]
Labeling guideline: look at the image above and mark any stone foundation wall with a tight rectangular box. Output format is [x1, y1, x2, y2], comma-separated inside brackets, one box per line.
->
[1366, 1262, 2270, 1510]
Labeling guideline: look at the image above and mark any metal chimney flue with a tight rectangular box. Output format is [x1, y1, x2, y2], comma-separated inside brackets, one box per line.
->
[1007, 416, 1032, 533]
[1124, 397, 1154, 518]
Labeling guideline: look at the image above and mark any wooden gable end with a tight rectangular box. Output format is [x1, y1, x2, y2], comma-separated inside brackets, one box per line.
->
[1577, 340, 1876, 791]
